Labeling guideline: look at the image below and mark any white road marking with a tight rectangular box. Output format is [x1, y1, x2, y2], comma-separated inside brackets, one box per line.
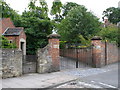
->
[78, 81, 102, 88]
[91, 80, 95, 83]
[98, 82, 117, 88]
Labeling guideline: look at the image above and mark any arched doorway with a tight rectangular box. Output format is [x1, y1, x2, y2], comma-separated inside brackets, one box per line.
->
[19, 38, 26, 55]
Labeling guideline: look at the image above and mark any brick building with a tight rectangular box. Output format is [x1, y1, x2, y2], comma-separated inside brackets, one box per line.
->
[0, 18, 26, 55]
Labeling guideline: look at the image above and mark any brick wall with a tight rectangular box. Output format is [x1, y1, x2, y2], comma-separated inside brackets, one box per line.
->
[101, 42, 106, 66]
[0, 18, 15, 33]
[5, 36, 19, 48]
[106, 42, 118, 64]
[91, 36, 119, 67]
[5, 30, 26, 49]
[19, 30, 26, 44]
[100, 42, 119, 66]
[48, 34, 60, 71]
[119, 48, 120, 61]
[60, 36, 119, 68]
[48, 38, 60, 71]
[2, 49, 22, 78]
[91, 39, 103, 67]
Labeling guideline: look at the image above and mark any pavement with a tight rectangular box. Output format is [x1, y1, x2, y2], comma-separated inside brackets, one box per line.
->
[1, 62, 119, 89]
[2, 71, 78, 88]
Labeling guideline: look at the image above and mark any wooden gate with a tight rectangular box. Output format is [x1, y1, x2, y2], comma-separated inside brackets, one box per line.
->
[22, 55, 37, 74]
[60, 43, 93, 70]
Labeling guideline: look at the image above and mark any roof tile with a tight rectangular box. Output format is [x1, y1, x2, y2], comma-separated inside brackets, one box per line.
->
[3, 28, 22, 36]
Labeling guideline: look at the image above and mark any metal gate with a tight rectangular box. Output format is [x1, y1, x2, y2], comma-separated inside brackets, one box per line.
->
[22, 55, 37, 74]
[60, 43, 93, 70]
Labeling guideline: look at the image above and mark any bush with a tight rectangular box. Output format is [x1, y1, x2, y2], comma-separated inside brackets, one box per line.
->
[98, 26, 118, 45]
[0, 36, 17, 48]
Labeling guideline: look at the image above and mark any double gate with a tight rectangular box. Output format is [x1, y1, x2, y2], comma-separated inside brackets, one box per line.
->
[60, 44, 93, 70]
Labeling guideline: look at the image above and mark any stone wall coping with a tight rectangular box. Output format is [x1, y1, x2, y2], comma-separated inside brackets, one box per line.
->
[47, 34, 60, 39]
[91, 36, 102, 40]
[2, 49, 22, 52]
[2, 48, 20, 50]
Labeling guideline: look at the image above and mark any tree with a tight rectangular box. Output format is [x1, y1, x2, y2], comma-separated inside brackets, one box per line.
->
[102, 7, 120, 46]
[1, 0, 53, 54]
[98, 26, 118, 44]
[27, 0, 49, 19]
[62, 2, 80, 17]
[58, 5, 101, 43]
[0, 0, 21, 26]
[21, 0, 52, 54]
[103, 7, 120, 24]
[51, 2, 81, 33]
[0, 36, 17, 48]
[79, 35, 91, 46]
[51, 0, 63, 22]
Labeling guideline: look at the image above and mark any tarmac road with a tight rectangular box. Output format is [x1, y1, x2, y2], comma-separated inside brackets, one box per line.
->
[79, 68, 118, 88]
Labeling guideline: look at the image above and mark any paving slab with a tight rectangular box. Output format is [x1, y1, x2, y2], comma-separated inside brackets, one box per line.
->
[2, 71, 78, 88]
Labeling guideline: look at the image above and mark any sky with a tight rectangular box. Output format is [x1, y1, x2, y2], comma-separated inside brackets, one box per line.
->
[5, 0, 120, 21]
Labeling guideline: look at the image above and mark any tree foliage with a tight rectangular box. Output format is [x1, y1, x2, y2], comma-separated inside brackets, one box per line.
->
[102, 7, 120, 46]
[62, 2, 80, 17]
[58, 5, 101, 43]
[28, 0, 49, 19]
[0, 0, 21, 26]
[1, 0, 53, 54]
[20, 0, 52, 54]
[98, 26, 118, 44]
[51, 0, 63, 22]
[0, 36, 17, 48]
[103, 7, 120, 24]
[79, 35, 91, 46]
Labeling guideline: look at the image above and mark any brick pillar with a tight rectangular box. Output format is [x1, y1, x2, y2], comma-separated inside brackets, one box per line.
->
[91, 36, 102, 68]
[47, 34, 60, 71]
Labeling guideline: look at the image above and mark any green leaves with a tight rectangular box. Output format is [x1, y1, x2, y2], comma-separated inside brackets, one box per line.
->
[28, 0, 49, 19]
[98, 26, 118, 44]
[103, 7, 120, 24]
[62, 2, 85, 17]
[51, 0, 62, 15]
[51, 0, 63, 23]
[58, 5, 101, 43]
[79, 35, 91, 46]
[1, 0, 20, 23]
[1, 0, 52, 54]
[20, 0, 52, 54]
[0, 36, 17, 48]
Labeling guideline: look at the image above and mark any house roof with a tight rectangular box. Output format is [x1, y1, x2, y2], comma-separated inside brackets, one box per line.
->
[3, 28, 23, 36]
[0, 18, 15, 33]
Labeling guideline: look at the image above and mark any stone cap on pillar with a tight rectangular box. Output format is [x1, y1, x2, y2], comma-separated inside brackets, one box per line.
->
[47, 34, 60, 39]
[91, 36, 102, 40]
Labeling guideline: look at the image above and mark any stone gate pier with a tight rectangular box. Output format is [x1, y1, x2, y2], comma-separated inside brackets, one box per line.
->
[37, 34, 60, 73]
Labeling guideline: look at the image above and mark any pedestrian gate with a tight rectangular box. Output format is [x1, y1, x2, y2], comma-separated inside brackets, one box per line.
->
[22, 55, 37, 74]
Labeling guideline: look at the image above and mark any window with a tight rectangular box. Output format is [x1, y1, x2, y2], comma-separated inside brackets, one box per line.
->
[9, 40, 13, 43]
